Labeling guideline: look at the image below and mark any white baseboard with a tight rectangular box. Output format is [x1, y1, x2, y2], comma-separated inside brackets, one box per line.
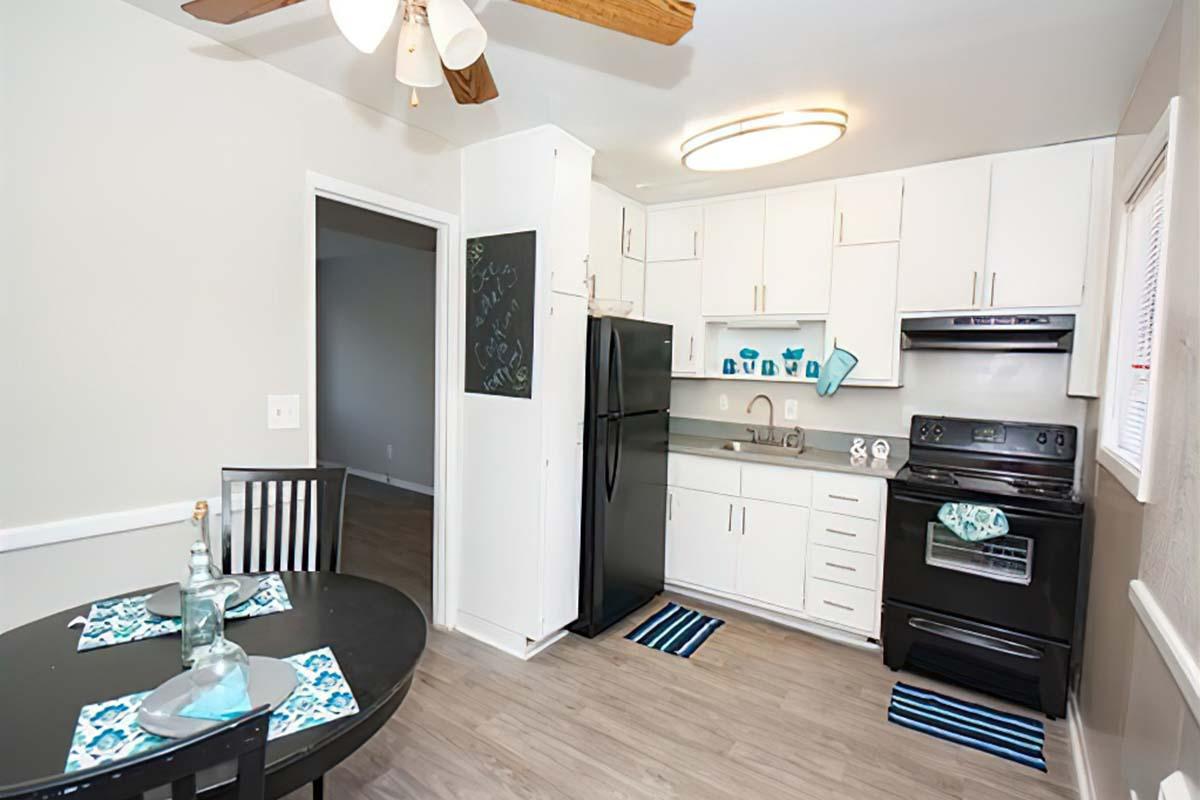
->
[666, 581, 879, 652]
[1068, 694, 1096, 800]
[320, 461, 434, 496]
[453, 609, 568, 660]
[1129, 579, 1200, 726]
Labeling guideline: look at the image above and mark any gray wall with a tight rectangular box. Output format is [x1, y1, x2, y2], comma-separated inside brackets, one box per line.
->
[316, 216, 436, 490]
[1076, 2, 1200, 799]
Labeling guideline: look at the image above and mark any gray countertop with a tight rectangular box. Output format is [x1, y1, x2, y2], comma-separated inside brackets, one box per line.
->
[669, 433, 903, 479]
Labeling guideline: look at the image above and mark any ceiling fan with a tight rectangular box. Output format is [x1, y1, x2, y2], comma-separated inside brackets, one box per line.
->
[180, 0, 696, 107]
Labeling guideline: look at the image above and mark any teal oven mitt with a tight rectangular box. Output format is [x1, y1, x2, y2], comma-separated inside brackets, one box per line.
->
[816, 346, 858, 396]
[937, 502, 1010, 542]
[178, 664, 252, 721]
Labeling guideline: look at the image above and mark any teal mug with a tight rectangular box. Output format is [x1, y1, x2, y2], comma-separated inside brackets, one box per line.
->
[762, 359, 778, 377]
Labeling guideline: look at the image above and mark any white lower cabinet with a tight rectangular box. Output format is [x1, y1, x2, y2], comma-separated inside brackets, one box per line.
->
[736, 499, 808, 611]
[666, 487, 739, 592]
[667, 452, 887, 639]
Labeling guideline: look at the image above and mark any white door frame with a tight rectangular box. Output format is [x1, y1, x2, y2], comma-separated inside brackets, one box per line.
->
[304, 171, 462, 629]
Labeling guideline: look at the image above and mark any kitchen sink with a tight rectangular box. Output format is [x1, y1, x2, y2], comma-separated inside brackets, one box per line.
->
[721, 440, 805, 457]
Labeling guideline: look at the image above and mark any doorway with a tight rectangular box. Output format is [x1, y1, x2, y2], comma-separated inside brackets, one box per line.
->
[305, 173, 461, 628]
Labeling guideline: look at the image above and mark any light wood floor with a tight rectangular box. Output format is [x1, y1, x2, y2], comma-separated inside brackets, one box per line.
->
[306, 476, 1077, 800]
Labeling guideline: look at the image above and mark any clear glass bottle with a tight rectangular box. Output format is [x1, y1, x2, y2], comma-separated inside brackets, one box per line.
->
[181, 538, 219, 667]
[192, 500, 222, 579]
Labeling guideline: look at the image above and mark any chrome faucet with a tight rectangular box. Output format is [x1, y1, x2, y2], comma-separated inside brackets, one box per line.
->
[746, 394, 777, 445]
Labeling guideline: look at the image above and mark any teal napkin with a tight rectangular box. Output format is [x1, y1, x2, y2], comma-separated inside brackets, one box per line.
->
[937, 502, 1010, 542]
[178, 665, 252, 721]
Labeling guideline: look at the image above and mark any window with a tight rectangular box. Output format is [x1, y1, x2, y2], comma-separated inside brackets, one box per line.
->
[1099, 99, 1177, 502]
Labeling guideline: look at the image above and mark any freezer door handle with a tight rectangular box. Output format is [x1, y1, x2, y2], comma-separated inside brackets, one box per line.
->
[610, 327, 626, 417]
[605, 416, 623, 502]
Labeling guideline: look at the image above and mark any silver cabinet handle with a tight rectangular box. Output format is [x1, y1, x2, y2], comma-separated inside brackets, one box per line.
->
[825, 562, 856, 572]
[741, 506, 746, 534]
[626, 227, 633, 255]
[761, 284, 767, 312]
[728, 503, 733, 531]
[753, 285, 759, 312]
[692, 230, 698, 256]
[990, 273, 997, 307]
[908, 617, 1043, 660]
[838, 211, 845, 243]
[829, 494, 859, 502]
[588, 274, 596, 300]
[827, 529, 857, 538]
[688, 335, 694, 361]
[667, 492, 673, 521]
[824, 600, 853, 612]
[971, 272, 978, 306]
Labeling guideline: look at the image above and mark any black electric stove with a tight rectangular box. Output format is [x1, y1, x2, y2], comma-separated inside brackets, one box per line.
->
[882, 415, 1090, 718]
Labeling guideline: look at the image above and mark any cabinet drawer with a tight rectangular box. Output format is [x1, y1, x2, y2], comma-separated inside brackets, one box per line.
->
[806, 578, 878, 632]
[809, 544, 876, 590]
[813, 473, 882, 519]
[740, 463, 812, 506]
[667, 453, 740, 495]
[809, 510, 878, 555]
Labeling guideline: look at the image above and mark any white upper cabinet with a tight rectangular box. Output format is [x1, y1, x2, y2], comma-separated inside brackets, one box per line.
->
[588, 183, 624, 301]
[701, 196, 765, 316]
[763, 185, 836, 314]
[985, 141, 1094, 308]
[827, 243, 900, 383]
[897, 159, 992, 312]
[644, 259, 703, 374]
[620, 256, 645, 318]
[647, 206, 703, 261]
[835, 175, 904, 246]
[550, 143, 593, 295]
[622, 203, 647, 261]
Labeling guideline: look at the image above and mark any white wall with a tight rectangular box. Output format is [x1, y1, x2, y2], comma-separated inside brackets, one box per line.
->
[0, 0, 459, 631]
[317, 231, 436, 489]
[672, 350, 1088, 439]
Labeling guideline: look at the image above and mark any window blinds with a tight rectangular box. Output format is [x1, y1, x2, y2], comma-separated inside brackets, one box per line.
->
[1117, 167, 1166, 464]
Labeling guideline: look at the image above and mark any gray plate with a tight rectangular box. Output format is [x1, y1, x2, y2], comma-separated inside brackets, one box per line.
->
[145, 576, 263, 619]
[137, 656, 298, 738]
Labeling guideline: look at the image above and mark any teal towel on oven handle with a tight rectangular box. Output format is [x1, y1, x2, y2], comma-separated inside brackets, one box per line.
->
[937, 502, 1010, 542]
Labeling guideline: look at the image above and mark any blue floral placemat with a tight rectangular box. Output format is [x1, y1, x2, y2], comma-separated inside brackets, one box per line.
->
[74, 574, 292, 652]
[65, 646, 358, 772]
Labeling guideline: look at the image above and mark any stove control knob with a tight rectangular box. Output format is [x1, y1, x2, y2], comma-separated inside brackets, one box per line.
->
[919, 424, 929, 439]
[1037, 431, 1048, 446]
[932, 425, 944, 440]
[1056, 432, 1066, 447]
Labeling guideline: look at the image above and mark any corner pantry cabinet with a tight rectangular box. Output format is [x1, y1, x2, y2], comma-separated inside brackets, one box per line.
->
[666, 453, 887, 639]
[458, 126, 594, 659]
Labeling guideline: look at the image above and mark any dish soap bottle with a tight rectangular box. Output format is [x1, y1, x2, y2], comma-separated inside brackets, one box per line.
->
[181, 500, 221, 667]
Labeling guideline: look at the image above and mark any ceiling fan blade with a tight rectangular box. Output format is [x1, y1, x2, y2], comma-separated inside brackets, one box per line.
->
[512, 0, 695, 45]
[180, 0, 306, 24]
[443, 55, 500, 105]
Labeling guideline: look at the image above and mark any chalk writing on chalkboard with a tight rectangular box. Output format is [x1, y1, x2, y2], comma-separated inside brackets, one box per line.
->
[464, 231, 536, 398]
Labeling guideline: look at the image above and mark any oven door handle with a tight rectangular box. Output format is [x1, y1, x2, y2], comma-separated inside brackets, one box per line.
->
[908, 617, 1044, 660]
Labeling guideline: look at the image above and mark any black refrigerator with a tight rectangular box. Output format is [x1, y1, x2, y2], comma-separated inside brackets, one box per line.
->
[571, 316, 673, 638]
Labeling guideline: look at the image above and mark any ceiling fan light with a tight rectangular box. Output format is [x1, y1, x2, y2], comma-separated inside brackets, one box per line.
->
[680, 109, 849, 171]
[330, 0, 400, 54]
[395, 15, 444, 88]
[426, 0, 487, 70]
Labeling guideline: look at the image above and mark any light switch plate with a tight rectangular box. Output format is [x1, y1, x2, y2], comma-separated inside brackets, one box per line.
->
[784, 399, 798, 420]
[267, 394, 300, 430]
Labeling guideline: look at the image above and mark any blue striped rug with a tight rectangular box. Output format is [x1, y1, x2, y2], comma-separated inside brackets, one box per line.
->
[887, 683, 1047, 771]
[625, 602, 724, 658]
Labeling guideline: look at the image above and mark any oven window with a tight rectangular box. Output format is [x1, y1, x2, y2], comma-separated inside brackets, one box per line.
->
[924, 523, 1034, 585]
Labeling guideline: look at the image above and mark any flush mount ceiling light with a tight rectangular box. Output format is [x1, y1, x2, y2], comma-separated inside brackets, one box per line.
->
[680, 109, 849, 171]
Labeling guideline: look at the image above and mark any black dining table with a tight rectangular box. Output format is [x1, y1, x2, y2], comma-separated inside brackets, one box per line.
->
[0, 572, 426, 799]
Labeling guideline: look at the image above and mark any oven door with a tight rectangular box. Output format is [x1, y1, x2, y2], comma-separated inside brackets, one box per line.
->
[883, 485, 1082, 642]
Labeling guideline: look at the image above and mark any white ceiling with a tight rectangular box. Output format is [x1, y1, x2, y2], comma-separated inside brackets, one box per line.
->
[124, 0, 1170, 204]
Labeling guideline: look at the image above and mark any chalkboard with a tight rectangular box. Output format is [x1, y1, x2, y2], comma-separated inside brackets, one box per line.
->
[464, 231, 536, 398]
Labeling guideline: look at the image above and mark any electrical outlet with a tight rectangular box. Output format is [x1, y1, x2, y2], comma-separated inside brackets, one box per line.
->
[266, 394, 300, 430]
[386, 444, 393, 461]
[784, 399, 798, 421]
[719, 393, 729, 411]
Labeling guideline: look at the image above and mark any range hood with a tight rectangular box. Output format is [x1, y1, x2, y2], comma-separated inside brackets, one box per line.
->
[901, 314, 1075, 352]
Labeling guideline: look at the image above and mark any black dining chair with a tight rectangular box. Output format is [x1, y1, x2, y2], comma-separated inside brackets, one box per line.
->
[0, 706, 270, 800]
[220, 466, 348, 576]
